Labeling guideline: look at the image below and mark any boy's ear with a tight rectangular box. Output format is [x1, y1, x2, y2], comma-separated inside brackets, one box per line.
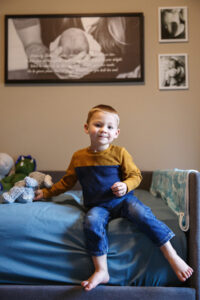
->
[84, 123, 89, 134]
[115, 128, 120, 138]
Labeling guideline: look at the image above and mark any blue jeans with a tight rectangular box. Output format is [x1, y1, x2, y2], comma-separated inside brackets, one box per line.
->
[83, 195, 175, 256]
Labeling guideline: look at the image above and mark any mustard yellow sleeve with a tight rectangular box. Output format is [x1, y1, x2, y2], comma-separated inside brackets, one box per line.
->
[43, 155, 78, 198]
[121, 147, 142, 192]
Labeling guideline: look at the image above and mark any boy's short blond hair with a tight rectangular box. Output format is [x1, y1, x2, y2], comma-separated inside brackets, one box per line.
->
[86, 104, 120, 126]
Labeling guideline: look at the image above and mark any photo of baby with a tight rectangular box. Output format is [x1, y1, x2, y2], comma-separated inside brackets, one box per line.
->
[59, 28, 90, 59]
[49, 26, 105, 79]
[158, 54, 188, 90]
[5, 14, 144, 83]
[159, 7, 188, 43]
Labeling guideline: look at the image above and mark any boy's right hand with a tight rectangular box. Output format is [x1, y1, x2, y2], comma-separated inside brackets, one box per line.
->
[34, 189, 44, 201]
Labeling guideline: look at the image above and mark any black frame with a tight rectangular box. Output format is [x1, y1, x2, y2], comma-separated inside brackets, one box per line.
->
[5, 13, 144, 84]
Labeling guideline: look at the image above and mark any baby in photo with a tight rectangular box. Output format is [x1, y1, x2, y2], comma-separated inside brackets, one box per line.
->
[49, 26, 105, 79]
[59, 27, 90, 59]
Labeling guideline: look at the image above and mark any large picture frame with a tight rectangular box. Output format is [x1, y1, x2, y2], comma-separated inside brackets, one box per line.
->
[158, 54, 188, 90]
[5, 13, 144, 84]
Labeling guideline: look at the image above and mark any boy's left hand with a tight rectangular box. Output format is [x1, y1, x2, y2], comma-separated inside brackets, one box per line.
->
[111, 182, 127, 197]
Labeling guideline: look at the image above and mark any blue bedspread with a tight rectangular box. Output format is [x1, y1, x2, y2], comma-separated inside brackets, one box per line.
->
[0, 190, 186, 286]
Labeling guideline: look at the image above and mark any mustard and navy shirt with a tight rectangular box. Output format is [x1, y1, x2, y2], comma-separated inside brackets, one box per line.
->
[43, 145, 142, 207]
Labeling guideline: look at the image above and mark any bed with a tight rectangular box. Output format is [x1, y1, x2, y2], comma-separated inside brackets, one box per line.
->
[0, 170, 199, 300]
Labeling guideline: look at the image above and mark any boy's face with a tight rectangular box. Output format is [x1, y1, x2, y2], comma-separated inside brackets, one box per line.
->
[84, 111, 120, 151]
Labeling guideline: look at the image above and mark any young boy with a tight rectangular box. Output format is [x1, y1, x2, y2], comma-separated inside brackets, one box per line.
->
[35, 104, 193, 291]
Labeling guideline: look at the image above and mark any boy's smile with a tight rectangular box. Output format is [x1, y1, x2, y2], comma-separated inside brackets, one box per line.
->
[84, 111, 120, 152]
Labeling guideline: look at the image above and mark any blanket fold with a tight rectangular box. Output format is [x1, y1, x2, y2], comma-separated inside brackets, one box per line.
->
[150, 168, 198, 231]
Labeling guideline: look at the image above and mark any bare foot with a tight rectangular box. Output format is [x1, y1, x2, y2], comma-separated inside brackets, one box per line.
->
[81, 269, 110, 291]
[160, 241, 193, 282]
[167, 252, 193, 282]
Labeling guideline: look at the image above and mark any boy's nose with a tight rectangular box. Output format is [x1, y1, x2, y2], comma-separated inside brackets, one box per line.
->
[100, 127, 107, 132]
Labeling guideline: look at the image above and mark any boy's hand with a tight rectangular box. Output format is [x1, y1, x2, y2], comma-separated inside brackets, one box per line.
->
[34, 189, 44, 201]
[111, 182, 127, 197]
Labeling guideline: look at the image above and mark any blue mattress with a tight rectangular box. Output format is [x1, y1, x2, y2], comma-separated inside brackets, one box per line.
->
[0, 189, 186, 286]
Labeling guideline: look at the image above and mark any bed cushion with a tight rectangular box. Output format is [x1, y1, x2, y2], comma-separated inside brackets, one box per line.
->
[0, 190, 186, 286]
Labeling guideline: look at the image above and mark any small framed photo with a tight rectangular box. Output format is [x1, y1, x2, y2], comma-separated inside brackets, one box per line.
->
[158, 54, 188, 90]
[158, 7, 188, 42]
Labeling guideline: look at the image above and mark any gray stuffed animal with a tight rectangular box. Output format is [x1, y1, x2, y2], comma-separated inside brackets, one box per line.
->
[2, 171, 53, 204]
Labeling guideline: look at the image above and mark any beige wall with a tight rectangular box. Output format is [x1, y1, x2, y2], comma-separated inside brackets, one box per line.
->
[0, 0, 200, 171]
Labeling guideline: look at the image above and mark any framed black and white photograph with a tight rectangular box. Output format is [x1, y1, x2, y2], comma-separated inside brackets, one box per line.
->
[158, 7, 188, 43]
[5, 13, 144, 84]
[158, 54, 188, 90]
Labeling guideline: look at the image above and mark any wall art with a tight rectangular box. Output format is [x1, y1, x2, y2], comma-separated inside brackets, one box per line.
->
[158, 54, 188, 90]
[5, 13, 144, 84]
[158, 7, 188, 43]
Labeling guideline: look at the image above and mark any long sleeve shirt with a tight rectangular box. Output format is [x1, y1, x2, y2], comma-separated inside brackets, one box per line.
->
[43, 144, 142, 207]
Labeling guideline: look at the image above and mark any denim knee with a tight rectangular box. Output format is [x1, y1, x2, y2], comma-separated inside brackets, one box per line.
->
[123, 196, 151, 222]
[83, 207, 110, 256]
[122, 197, 175, 247]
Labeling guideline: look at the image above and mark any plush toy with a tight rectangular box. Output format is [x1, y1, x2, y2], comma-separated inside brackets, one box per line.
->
[0, 155, 36, 192]
[0, 153, 14, 181]
[2, 171, 53, 204]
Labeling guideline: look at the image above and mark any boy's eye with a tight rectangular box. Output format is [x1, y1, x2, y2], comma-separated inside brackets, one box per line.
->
[95, 123, 101, 127]
[108, 126, 113, 129]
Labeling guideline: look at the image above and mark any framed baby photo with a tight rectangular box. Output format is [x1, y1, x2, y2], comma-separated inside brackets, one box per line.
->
[4, 13, 144, 84]
[158, 7, 188, 43]
[158, 54, 189, 90]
